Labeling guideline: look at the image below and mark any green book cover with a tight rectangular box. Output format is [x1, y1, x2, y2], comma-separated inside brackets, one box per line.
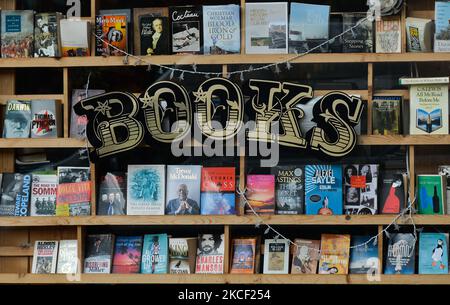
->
[417, 175, 446, 215]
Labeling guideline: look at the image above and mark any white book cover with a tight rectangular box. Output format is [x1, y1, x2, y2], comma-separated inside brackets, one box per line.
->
[57, 240, 78, 274]
[435, 1, 450, 52]
[405, 17, 433, 52]
[127, 165, 165, 215]
[30, 174, 58, 216]
[375, 16, 401, 53]
[263, 239, 289, 274]
[32, 240, 59, 274]
[60, 19, 90, 55]
[245, 2, 288, 54]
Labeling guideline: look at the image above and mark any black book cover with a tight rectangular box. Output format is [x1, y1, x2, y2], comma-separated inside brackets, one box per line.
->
[169, 6, 203, 54]
[379, 171, 406, 214]
[97, 172, 127, 215]
[272, 166, 304, 214]
[84, 234, 115, 273]
[0, 173, 32, 216]
[329, 13, 343, 53]
[139, 16, 170, 55]
[342, 13, 374, 53]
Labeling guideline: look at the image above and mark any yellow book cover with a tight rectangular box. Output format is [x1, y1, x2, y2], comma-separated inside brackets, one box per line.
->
[102, 15, 127, 55]
[318, 234, 351, 274]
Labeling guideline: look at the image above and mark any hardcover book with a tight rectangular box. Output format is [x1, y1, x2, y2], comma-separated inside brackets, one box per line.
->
[112, 236, 143, 274]
[0, 173, 31, 216]
[272, 166, 304, 215]
[375, 15, 401, 53]
[95, 15, 128, 56]
[405, 17, 434, 52]
[98, 172, 126, 215]
[166, 165, 201, 215]
[435, 1, 450, 52]
[31, 100, 61, 138]
[70, 89, 105, 139]
[245, 175, 275, 215]
[169, 237, 197, 274]
[230, 238, 257, 274]
[3, 100, 31, 138]
[380, 171, 406, 214]
[245, 2, 288, 54]
[343, 164, 379, 215]
[30, 174, 57, 216]
[60, 19, 90, 57]
[99, 9, 133, 54]
[203, 5, 240, 54]
[170, 6, 203, 54]
[305, 165, 343, 215]
[133, 7, 169, 55]
[342, 13, 373, 53]
[318, 234, 351, 274]
[438, 165, 450, 213]
[57, 239, 78, 274]
[141, 234, 169, 274]
[417, 175, 447, 215]
[195, 234, 225, 274]
[56, 166, 91, 216]
[291, 239, 320, 274]
[384, 233, 416, 274]
[34, 12, 63, 57]
[84, 234, 115, 273]
[349, 235, 379, 274]
[139, 16, 170, 55]
[200, 167, 235, 215]
[32, 240, 59, 274]
[1, 10, 34, 58]
[263, 239, 289, 274]
[419, 232, 449, 274]
[372, 96, 402, 135]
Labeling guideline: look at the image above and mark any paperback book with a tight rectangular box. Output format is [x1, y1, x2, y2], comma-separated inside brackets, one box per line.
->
[99, 9, 133, 54]
[170, 6, 203, 54]
[34, 12, 63, 57]
[263, 239, 289, 274]
[3, 100, 31, 138]
[56, 240, 78, 274]
[272, 166, 304, 214]
[417, 175, 446, 215]
[375, 15, 401, 53]
[30, 174, 57, 216]
[139, 16, 170, 55]
[438, 165, 450, 213]
[230, 238, 257, 274]
[434, 1, 450, 52]
[203, 5, 240, 54]
[291, 239, 320, 274]
[98, 172, 126, 215]
[141, 234, 169, 274]
[200, 167, 235, 215]
[84, 234, 115, 273]
[343, 164, 379, 215]
[133, 7, 168, 55]
[112, 236, 143, 274]
[349, 235, 379, 274]
[95, 14, 128, 56]
[195, 234, 225, 274]
[56, 167, 91, 216]
[342, 13, 373, 53]
[385, 233, 415, 274]
[245, 175, 275, 215]
[32, 240, 59, 274]
[166, 165, 201, 215]
[318, 234, 351, 274]
[419, 232, 449, 274]
[70, 89, 105, 139]
[1, 10, 34, 58]
[372, 96, 402, 135]
[169, 237, 197, 274]
[31, 100, 61, 138]
[0, 173, 32, 216]
[405, 17, 434, 52]
[60, 19, 90, 56]
[380, 171, 406, 214]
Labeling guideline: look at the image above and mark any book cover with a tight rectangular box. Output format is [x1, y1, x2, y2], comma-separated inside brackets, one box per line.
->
[3, 100, 31, 138]
[60, 19, 90, 57]
[384, 233, 415, 274]
[380, 171, 406, 214]
[98, 172, 126, 215]
[112, 236, 143, 274]
[70, 89, 105, 139]
[288, 3, 330, 54]
[170, 6, 203, 54]
[56, 167, 91, 216]
[32, 240, 59, 274]
[166, 165, 201, 215]
[419, 233, 449, 274]
[405, 17, 434, 52]
[200, 167, 235, 215]
[99, 9, 133, 54]
[438, 165, 450, 213]
[127, 165, 165, 215]
[318, 234, 351, 274]
[139, 16, 170, 55]
[56, 239, 78, 274]
[245, 2, 288, 54]
[305, 165, 343, 215]
[272, 166, 304, 215]
[343, 164, 379, 215]
[34, 12, 63, 57]
[342, 13, 373, 53]
[203, 5, 240, 54]
[349, 235, 379, 274]
[1, 10, 34, 58]
[434, 1, 450, 52]
[372, 96, 402, 135]
[31, 100, 61, 138]
[263, 239, 289, 274]
[291, 239, 320, 274]
[84, 234, 115, 273]
[30, 174, 57, 216]
[375, 15, 401, 53]
[230, 238, 257, 274]
[169, 237, 197, 274]
[141, 234, 169, 274]
[96, 15, 128, 56]
[195, 234, 225, 274]
[417, 175, 446, 215]
[245, 175, 275, 215]
[133, 7, 168, 55]
[0, 173, 31, 216]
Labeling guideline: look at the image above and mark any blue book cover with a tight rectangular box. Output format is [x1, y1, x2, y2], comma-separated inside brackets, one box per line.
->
[305, 165, 343, 215]
[203, 4, 240, 54]
[435, 0, 450, 52]
[349, 235, 379, 274]
[384, 233, 415, 274]
[141, 234, 169, 274]
[419, 233, 449, 274]
[200, 193, 235, 215]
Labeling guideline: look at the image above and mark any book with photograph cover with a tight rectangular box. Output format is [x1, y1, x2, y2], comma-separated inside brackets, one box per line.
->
[133, 7, 168, 55]
[30, 174, 57, 216]
[32, 240, 59, 274]
[200, 167, 235, 215]
[141, 234, 169, 274]
[343, 164, 379, 215]
[98, 172, 126, 215]
[170, 6, 203, 54]
[0, 173, 31, 216]
[372, 96, 402, 135]
[3, 100, 31, 138]
[166, 165, 201, 215]
[56, 166, 91, 216]
[419, 232, 449, 274]
[342, 13, 373, 53]
[272, 166, 304, 215]
[380, 171, 406, 214]
[245, 175, 275, 215]
[31, 100, 61, 138]
[84, 234, 115, 273]
[291, 239, 320, 274]
[57, 239, 78, 274]
[70, 89, 105, 139]
[195, 234, 225, 274]
[263, 239, 289, 274]
[1, 10, 34, 58]
[349, 235, 379, 274]
[95, 14, 128, 56]
[34, 12, 63, 57]
[385, 233, 415, 274]
[203, 5, 240, 54]
[417, 175, 447, 215]
[139, 16, 170, 55]
[318, 234, 351, 274]
[169, 237, 197, 274]
[112, 236, 143, 274]
[230, 238, 257, 274]
[99, 9, 133, 54]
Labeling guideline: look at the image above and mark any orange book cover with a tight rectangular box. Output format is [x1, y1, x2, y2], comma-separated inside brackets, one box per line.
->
[102, 15, 127, 55]
[318, 234, 351, 274]
[230, 238, 256, 274]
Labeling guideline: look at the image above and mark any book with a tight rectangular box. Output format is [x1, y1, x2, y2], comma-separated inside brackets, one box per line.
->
[0, 173, 32, 216]
[133, 7, 168, 55]
[139, 16, 170, 55]
[141, 234, 169, 274]
[99, 9, 133, 54]
[84, 234, 115, 273]
[349, 235, 379, 274]
[372, 96, 402, 135]
[245, 2, 288, 54]
[405, 17, 434, 52]
[438, 165, 450, 213]
[419, 233, 449, 274]
[288, 3, 330, 54]
[342, 13, 373, 53]
[56, 240, 78, 274]
[166, 165, 201, 215]
[417, 175, 447, 215]
[291, 239, 320, 274]
[2, 100, 31, 138]
[343, 164, 379, 215]
[230, 238, 257, 274]
[34, 12, 63, 57]
[272, 166, 304, 215]
[318, 234, 351, 274]
[203, 5, 240, 54]
[1, 10, 34, 58]
[375, 15, 401, 53]
[60, 19, 90, 56]
[112, 236, 143, 274]
[56, 166, 91, 216]
[95, 15, 128, 56]
[170, 6, 203, 54]
[97, 172, 126, 215]
[31, 100, 61, 138]
[263, 239, 289, 274]
[195, 234, 225, 274]
[127, 165, 165, 215]
[380, 171, 407, 214]
[245, 175, 275, 215]
[32, 240, 59, 274]
[200, 167, 235, 215]
[384, 233, 416, 274]
[169, 237, 197, 274]
[30, 174, 57, 216]
[435, 1, 450, 52]
[70, 89, 105, 139]
[305, 165, 343, 215]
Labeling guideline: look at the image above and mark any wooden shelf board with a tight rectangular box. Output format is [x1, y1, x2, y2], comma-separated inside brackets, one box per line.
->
[0, 138, 87, 148]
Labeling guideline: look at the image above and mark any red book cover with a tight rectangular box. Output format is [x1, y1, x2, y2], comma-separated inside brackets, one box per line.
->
[245, 175, 275, 215]
[201, 167, 235, 192]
